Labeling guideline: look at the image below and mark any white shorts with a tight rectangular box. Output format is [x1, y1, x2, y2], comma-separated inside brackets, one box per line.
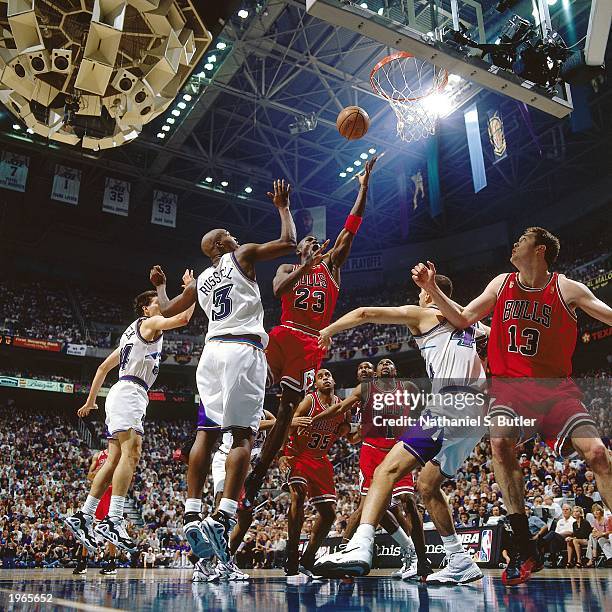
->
[211, 448, 229, 496]
[105, 380, 148, 438]
[196, 339, 266, 432]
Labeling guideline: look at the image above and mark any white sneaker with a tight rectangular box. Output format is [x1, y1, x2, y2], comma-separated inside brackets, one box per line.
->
[287, 570, 313, 585]
[184, 521, 214, 560]
[401, 556, 419, 580]
[426, 552, 483, 585]
[312, 537, 373, 577]
[192, 559, 215, 582]
[64, 511, 98, 553]
[391, 555, 409, 578]
[200, 513, 232, 564]
[94, 517, 137, 553]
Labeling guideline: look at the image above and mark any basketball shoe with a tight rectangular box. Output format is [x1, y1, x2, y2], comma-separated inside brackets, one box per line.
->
[94, 517, 138, 553]
[312, 535, 372, 577]
[184, 513, 214, 560]
[64, 511, 98, 553]
[100, 560, 117, 575]
[209, 559, 250, 582]
[200, 511, 233, 564]
[192, 559, 216, 582]
[72, 559, 88, 575]
[426, 551, 483, 585]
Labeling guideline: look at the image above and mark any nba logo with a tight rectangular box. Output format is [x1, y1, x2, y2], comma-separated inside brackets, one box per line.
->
[478, 529, 492, 562]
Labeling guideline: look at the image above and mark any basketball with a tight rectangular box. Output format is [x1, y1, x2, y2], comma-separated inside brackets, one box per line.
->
[336, 106, 370, 140]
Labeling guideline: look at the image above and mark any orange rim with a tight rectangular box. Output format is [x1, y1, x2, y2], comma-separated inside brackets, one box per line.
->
[370, 51, 449, 102]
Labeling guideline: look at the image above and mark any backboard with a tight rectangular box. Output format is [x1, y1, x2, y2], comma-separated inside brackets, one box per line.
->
[306, 0, 574, 118]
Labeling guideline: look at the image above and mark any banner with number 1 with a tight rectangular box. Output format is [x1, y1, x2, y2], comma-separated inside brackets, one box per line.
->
[51, 164, 81, 205]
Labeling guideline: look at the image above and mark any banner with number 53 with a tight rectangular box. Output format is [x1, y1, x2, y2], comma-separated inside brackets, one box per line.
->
[151, 190, 177, 228]
[103, 178, 130, 216]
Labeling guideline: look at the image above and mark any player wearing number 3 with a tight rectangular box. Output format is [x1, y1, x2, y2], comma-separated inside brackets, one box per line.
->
[411, 226, 612, 586]
[65, 277, 194, 555]
[244, 155, 379, 507]
[149, 179, 297, 569]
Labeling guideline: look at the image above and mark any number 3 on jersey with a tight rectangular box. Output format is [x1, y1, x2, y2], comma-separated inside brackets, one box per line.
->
[212, 284, 233, 321]
[508, 325, 540, 356]
[294, 287, 325, 313]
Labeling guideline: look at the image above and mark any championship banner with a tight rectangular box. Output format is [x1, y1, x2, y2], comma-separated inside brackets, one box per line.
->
[51, 164, 81, 205]
[13, 337, 62, 352]
[487, 110, 508, 163]
[343, 253, 383, 273]
[0, 151, 29, 192]
[294, 206, 326, 242]
[103, 178, 130, 216]
[66, 343, 88, 356]
[151, 190, 177, 228]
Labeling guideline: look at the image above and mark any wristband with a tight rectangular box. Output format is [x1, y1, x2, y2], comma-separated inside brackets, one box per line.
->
[344, 214, 362, 234]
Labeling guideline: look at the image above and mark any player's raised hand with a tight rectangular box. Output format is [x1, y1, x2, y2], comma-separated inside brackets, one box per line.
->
[150, 265, 166, 287]
[266, 179, 291, 210]
[181, 268, 194, 289]
[358, 155, 378, 187]
[77, 403, 98, 418]
[305, 239, 330, 270]
[318, 326, 333, 350]
[411, 260, 437, 290]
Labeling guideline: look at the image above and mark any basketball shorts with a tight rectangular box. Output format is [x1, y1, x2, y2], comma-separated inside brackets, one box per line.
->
[95, 486, 112, 521]
[488, 377, 596, 455]
[399, 388, 486, 478]
[286, 453, 336, 505]
[359, 442, 415, 502]
[105, 380, 148, 437]
[196, 339, 266, 433]
[266, 325, 323, 392]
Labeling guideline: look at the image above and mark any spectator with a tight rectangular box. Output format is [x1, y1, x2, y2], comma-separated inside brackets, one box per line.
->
[585, 504, 612, 567]
[574, 485, 594, 515]
[542, 504, 575, 568]
[567, 506, 592, 567]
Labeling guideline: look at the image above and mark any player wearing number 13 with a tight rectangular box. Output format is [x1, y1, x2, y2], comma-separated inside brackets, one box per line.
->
[412, 226, 612, 586]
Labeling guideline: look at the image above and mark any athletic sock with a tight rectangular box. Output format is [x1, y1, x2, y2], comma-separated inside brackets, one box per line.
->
[507, 513, 531, 554]
[218, 498, 238, 517]
[81, 495, 100, 517]
[354, 524, 375, 543]
[390, 527, 416, 557]
[441, 533, 464, 555]
[185, 498, 203, 515]
[108, 495, 125, 519]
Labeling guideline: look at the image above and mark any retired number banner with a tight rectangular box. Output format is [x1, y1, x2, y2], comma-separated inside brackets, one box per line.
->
[0, 151, 29, 192]
[51, 164, 81, 205]
[103, 178, 130, 216]
[151, 190, 177, 228]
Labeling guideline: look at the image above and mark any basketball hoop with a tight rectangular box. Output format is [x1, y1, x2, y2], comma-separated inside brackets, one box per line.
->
[370, 52, 449, 142]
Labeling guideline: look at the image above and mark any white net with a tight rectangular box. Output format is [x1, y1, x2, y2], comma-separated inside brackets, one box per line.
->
[371, 53, 448, 143]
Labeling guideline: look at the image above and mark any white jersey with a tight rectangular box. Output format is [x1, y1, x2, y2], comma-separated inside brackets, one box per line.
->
[197, 252, 268, 346]
[413, 309, 486, 394]
[117, 318, 164, 390]
[217, 426, 267, 459]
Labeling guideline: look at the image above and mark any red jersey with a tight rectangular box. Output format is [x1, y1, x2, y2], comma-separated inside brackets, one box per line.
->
[280, 261, 340, 333]
[489, 272, 577, 377]
[95, 449, 109, 470]
[286, 391, 346, 459]
[360, 379, 416, 450]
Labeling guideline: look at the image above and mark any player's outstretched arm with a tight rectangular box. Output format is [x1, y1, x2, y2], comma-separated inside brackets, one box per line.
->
[77, 348, 120, 418]
[272, 239, 331, 297]
[561, 276, 612, 325]
[311, 384, 362, 423]
[259, 409, 277, 432]
[412, 261, 502, 329]
[236, 179, 297, 265]
[328, 156, 377, 269]
[318, 305, 421, 349]
[150, 265, 197, 317]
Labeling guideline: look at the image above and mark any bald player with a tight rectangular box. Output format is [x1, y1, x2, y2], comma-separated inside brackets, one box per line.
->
[150, 179, 296, 568]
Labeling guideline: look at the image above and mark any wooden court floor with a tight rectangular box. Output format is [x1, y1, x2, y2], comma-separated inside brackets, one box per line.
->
[0, 568, 610, 611]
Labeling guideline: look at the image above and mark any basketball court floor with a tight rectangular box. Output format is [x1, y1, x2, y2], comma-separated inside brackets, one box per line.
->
[0, 569, 610, 611]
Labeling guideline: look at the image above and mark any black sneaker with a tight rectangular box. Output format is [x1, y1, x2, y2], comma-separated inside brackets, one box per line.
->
[502, 548, 531, 586]
[95, 517, 138, 553]
[242, 471, 263, 509]
[200, 511, 232, 564]
[100, 561, 117, 575]
[72, 562, 87, 575]
[64, 511, 98, 553]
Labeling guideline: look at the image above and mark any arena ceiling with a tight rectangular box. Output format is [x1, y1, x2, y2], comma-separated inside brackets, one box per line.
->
[0, 0, 610, 251]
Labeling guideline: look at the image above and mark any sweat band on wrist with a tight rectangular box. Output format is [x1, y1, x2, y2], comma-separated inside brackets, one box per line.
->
[344, 214, 362, 234]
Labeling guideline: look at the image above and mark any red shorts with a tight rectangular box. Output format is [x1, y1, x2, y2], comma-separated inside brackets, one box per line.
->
[266, 325, 323, 392]
[359, 442, 414, 500]
[489, 377, 596, 455]
[95, 486, 112, 520]
[286, 453, 336, 505]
